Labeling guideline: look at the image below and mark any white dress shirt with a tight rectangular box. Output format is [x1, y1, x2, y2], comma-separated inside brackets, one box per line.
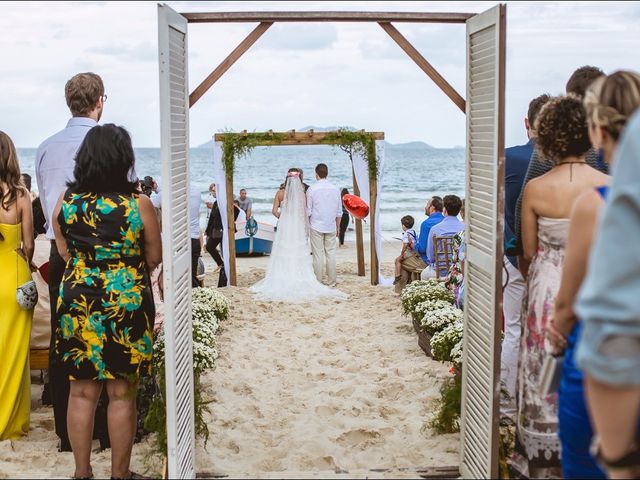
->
[35, 117, 97, 239]
[306, 179, 342, 234]
[149, 185, 202, 239]
[236, 207, 247, 223]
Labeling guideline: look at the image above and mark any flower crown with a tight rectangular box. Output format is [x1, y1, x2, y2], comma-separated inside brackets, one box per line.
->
[287, 171, 301, 178]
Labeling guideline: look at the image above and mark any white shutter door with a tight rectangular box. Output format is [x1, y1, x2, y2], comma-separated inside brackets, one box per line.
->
[158, 4, 195, 479]
[460, 4, 506, 479]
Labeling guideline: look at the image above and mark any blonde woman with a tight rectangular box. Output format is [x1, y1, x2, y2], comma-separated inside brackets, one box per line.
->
[547, 71, 640, 478]
[0, 131, 35, 440]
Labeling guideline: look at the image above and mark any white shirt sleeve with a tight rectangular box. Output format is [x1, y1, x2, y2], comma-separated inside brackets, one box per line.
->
[150, 190, 161, 209]
[306, 185, 314, 218]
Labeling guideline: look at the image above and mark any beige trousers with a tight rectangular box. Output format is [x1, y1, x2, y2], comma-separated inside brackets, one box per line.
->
[310, 229, 337, 285]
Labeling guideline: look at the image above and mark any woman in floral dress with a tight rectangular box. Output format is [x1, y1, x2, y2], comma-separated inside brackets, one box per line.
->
[512, 96, 609, 478]
[52, 124, 162, 480]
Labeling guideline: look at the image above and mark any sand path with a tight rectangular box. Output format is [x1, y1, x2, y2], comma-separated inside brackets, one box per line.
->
[195, 255, 459, 478]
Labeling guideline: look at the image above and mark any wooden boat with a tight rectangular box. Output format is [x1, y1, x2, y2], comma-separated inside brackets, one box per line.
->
[235, 218, 275, 256]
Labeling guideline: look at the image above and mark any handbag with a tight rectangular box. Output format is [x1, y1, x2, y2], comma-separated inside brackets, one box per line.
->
[539, 352, 563, 396]
[14, 207, 38, 310]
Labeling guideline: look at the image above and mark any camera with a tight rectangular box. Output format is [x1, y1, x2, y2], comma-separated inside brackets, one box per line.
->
[141, 176, 155, 196]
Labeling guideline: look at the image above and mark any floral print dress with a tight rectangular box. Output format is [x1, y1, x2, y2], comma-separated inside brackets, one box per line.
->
[55, 191, 154, 381]
[512, 217, 569, 478]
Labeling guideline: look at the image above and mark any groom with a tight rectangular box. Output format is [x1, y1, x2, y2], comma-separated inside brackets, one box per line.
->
[307, 163, 343, 287]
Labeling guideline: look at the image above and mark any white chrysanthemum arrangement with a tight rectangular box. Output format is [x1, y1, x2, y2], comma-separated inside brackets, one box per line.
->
[400, 279, 454, 316]
[154, 287, 230, 374]
[146, 287, 231, 454]
[420, 305, 464, 336]
[430, 320, 464, 363]
[414, 299, 455, 324]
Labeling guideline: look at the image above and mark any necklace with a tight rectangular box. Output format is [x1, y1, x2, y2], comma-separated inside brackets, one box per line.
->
[556, 160, 586, 181]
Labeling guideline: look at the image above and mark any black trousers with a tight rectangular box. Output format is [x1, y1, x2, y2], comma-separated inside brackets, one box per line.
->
[206, 235, 223, 267]
[191, 238, 202, 287]
[48, 242, 110, 451]
[339, 213, 350, 245]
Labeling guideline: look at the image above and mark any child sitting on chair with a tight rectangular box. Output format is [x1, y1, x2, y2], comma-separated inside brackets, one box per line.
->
[394, 215, 418, 285]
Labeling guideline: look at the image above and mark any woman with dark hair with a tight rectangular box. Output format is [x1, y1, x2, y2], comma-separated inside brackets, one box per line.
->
[52, 124, 161, 480]
[0, 131, 35, 440]
[338, 188, 350, 247]
[512, 96, 609, 478]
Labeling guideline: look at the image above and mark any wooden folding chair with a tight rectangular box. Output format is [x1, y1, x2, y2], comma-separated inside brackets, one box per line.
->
[432, 234, 456, 281]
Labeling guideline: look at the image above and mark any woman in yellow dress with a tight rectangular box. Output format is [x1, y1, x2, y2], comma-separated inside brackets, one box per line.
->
[0, 131, 35, 440]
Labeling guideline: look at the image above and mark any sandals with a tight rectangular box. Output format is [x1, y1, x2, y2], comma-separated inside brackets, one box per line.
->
[591, 437, 640, 475]
[111, 472, 151, 480]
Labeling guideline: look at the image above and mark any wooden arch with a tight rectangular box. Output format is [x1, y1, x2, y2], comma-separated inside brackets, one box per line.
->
[158, 4, 506, 478]
[214, 129, 384, 286]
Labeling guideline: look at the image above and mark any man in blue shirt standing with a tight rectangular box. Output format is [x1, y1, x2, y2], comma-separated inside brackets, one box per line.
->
[35, 72, 108, 452]
[422, 195, 465, 279]
[500, 93, 549, 420]
[416, 196, 444, 265]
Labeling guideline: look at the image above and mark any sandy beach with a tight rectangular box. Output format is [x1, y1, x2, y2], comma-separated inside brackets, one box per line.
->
[0, 240, 459, 479]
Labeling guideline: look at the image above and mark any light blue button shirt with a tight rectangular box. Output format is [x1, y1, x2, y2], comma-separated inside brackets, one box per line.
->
[426, 215, 465, 267]
[575, 111, 640, 385]
[35, 117, 97, 239]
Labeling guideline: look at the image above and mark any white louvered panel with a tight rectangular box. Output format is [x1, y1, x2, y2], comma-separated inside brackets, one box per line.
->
[461, 5, 506, 479]
[158, 5, 195, 479]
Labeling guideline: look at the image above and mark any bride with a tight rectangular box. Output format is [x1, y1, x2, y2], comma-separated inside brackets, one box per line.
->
[250, 170, 347, 302]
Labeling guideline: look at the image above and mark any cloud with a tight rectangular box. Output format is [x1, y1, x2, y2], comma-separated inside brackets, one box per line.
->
[256, 23, 338, 51]
[86, 41, 157, 62]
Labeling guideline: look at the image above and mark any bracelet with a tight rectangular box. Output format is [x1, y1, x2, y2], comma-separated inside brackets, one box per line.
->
[547, 322, 568, 343]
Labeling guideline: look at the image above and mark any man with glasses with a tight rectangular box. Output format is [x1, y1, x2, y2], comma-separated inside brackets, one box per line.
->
[35, 72, 109, 452]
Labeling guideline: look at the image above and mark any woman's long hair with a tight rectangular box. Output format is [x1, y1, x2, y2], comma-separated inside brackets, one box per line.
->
[67, 123, 138, 194]
[584, 70, 640, 141]
[0, 131, 24, 210]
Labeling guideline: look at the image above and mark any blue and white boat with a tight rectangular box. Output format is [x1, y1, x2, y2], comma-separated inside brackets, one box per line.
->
[235, 218, 275, 256]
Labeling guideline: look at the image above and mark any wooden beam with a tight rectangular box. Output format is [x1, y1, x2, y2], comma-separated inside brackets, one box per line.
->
[183, 11, 475, 24]
[189, 22, 273, 107]
[379, 22, 465, 112]
[352, 167, 365, 277]
[214, 131, 384, 145]
[225, 176, 237, 286]
[370, 173, 379, 286]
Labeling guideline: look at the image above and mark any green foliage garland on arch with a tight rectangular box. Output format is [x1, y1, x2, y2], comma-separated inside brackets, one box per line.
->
[218, 129, 380, 180]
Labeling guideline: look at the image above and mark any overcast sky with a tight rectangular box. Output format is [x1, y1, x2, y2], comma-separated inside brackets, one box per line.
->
[1, 1, 639, 148]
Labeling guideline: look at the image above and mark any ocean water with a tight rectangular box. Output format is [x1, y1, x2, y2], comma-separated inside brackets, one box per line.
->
[17, 145, 465, 236]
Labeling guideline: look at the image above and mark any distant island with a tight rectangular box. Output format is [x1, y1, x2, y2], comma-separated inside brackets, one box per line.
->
[196, 127, 464, 151]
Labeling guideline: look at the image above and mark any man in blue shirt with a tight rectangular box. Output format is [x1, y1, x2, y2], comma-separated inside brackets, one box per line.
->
[35, 72, 108, 452]
[500, 93, 549, 420]
[422, 195, 465, 279]
[416, 196, 444, 264]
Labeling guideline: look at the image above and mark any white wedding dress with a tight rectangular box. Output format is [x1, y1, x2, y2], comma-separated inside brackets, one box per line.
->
[250, 176, 347, 302]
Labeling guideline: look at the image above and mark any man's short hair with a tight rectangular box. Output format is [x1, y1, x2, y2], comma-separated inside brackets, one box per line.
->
[65, 72, 104, 117]
[401, 215, 415, 229]
[315, 163, 328, 179]
[443, 195, 462, 217]
[528, 94, 551, 128]
[240, 188, 246, 194]
[430, 196, 443, 212]
[21, 173, 32, 192]
[566, 66, 605, 99]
